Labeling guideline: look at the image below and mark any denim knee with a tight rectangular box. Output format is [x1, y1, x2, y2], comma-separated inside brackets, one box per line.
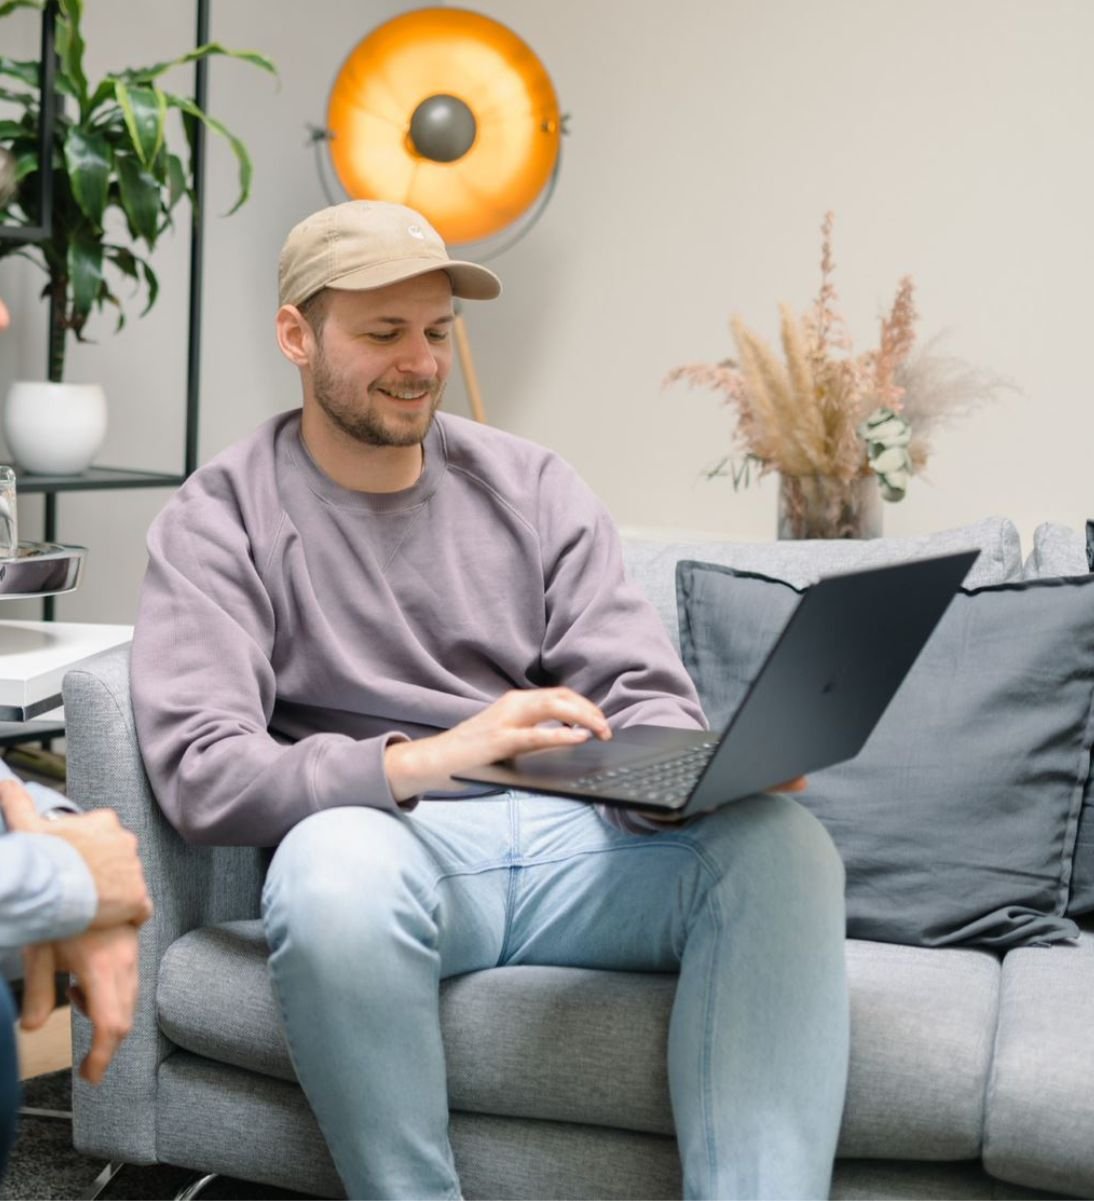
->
[261, 805, 435, 962]
[684, 793, 846, 913]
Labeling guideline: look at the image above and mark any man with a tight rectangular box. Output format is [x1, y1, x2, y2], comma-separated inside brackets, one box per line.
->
[130, 201, 849, 1200]
[0, 293, 151, 1178]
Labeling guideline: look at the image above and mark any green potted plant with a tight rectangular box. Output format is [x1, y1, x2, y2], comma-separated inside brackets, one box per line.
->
[0, 0, 274, 473]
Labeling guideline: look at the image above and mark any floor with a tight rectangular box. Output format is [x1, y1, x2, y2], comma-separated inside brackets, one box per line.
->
[16, 1003, 72, 1080]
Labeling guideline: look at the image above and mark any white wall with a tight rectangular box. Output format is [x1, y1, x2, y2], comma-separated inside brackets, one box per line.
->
[1, 0, 1092, 624]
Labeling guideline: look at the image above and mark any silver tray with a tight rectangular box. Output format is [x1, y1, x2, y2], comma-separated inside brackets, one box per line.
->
[0, 542, 86, 599]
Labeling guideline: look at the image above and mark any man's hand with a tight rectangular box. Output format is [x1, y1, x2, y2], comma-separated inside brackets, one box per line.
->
[21, 925, 139, 1084]
[0, 780, 152, 928]
[385, 687, 611, 801]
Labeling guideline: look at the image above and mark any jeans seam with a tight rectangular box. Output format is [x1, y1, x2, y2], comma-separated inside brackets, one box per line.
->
[498, 796, 521, 964]
[700, 885, 725, 1195]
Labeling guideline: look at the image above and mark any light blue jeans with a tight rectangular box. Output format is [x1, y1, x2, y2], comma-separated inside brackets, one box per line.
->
[261, 792, 849, 1201]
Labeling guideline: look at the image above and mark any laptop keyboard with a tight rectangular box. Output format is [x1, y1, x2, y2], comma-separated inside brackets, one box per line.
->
[568, 738, 719, 804]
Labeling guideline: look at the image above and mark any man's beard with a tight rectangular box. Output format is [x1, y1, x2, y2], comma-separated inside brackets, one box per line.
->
[311, 350, 443, 448]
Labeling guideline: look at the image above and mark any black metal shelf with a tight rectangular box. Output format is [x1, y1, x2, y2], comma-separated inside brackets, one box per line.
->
[14, 466, 186, 493]
[0, 0, 210, 629]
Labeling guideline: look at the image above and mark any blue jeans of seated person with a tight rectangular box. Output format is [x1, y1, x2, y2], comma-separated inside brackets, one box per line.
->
[1, 978, 19, 1180]
[262, 793, 850, 1201]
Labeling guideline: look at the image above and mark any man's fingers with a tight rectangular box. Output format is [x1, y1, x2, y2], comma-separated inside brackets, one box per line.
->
[771, 776, 808, 793]
[78, 973, 126, 1086]
[501, 688, 611, 740]
[19, 943, 57, 1030]
[81, 1022, 123, 1085]
[0, 779, 41, 832]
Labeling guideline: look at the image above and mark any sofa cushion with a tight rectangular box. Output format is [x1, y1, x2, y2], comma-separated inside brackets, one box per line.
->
[622, 516, 1023, 654]
[158, 920, 1001, 1160]
[984, 929, 1094, 1199]
[676, 563, 1094, 948]
[1022, 522, 1089, 579]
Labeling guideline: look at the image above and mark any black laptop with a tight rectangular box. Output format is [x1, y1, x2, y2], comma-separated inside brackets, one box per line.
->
[453, 550, 978, 817]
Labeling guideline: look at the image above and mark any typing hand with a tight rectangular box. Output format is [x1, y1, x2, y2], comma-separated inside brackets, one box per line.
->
[384, 687, 612, 801]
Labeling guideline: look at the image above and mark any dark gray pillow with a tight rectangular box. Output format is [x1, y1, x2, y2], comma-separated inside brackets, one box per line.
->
[1073, 518, 1094, 915]
[676, 561, 1094, 949]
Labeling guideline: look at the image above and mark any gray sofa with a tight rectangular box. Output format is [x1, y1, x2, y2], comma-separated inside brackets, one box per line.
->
[62, 515, 1094, 1200]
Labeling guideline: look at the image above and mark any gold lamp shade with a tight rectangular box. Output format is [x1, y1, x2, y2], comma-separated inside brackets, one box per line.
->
[326, 7, 561, 246]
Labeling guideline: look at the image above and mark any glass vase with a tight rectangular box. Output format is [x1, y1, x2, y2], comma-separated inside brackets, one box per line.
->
[777, 473, 882, 540]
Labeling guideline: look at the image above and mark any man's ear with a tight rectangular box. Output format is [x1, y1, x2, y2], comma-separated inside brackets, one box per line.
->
[276, 305, 315, 367]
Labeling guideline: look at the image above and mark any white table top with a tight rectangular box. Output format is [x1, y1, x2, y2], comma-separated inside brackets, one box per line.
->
[0, 619, 133, 721]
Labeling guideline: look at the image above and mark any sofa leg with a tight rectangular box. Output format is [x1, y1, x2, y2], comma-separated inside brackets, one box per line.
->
[80, 1160, 126, 1201]
[18, 1104, 72, 1120]
[175, 1172, 219, 1200]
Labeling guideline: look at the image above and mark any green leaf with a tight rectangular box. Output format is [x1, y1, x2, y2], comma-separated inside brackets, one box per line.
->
[164, 91, 253, 214]
[0, 85, 36, 109]
[63, 125, 110, 227]
[0, 1, 43, 18]
[119, 43, 277, 84]
[54, 2, 89, 112]
[0, 57, 41, 87]
[165, 152, 187, 209]
[0, 117, 33, 139]
[114, 80, 163, 167]
[114, 153, 161, 244]
[137, 255, 158, 315]
[67, 224, 103, 321]
[105, 244, 139, 281]
[105, 243, 157, 317]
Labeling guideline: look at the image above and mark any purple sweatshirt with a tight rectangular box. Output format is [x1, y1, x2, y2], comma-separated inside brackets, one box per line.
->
[131, 410, 705, 846]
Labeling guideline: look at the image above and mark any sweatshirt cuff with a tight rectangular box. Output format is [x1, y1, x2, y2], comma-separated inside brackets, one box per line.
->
[311, 731, 422, 816]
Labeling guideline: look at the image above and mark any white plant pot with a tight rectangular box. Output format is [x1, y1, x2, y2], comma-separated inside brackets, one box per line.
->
[2, 380, 107, 475]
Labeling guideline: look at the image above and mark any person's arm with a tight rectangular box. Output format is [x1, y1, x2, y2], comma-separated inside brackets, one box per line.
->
[0, 834, 97, 970]
[530, 460, 712, 832]
[536, 458, 708, 734]
[131, 489, 411, 846]
[0, 782, 148, 1083]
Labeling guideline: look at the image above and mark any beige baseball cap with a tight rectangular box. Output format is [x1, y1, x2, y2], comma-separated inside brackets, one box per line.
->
[278, 200, 502, 307]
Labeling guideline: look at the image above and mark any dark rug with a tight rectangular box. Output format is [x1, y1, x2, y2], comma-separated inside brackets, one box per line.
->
[1, 1070, 316, 1200]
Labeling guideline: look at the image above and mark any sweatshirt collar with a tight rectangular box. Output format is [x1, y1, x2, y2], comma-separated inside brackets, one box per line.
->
[286, 411, 447, 514]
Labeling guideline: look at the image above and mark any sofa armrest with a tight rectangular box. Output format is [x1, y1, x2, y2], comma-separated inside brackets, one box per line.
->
[62, 643, 265, 1164]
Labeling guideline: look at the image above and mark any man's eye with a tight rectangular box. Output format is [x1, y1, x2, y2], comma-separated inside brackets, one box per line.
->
[367, 332, 398, 342]
[427, 329, 451, 342]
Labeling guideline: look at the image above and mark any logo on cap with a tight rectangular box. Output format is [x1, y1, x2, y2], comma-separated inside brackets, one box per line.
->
[407, 224, 425, 240]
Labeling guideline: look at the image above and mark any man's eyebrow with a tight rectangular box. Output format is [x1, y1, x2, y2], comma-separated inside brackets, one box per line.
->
[371, 314, 455, 326]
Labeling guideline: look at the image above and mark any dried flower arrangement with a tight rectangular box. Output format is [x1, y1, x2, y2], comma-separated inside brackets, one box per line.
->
[665, 213, 1012, 538]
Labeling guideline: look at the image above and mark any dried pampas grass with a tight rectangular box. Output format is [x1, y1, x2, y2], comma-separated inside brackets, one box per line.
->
[665, 213, 1007, 501]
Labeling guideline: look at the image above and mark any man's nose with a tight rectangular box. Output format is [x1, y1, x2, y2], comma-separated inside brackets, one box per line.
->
[396, 333, 439, 377]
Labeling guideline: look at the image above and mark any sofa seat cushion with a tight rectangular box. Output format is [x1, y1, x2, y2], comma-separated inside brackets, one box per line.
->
[984, 929, 1094, 1198]
[158, 921, 1001, 1157]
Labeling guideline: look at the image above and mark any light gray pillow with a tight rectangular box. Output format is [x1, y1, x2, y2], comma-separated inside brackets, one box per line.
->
[1023, 522, 1089, 579]
[623, 515, 1023, 653]
[676, 561, 1094, 949]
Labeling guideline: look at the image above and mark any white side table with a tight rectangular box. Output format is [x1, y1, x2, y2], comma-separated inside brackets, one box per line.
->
[0, 620, 133, 723]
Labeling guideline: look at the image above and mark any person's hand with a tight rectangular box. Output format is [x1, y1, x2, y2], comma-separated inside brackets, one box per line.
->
[0, 780, 153, 928]
[20, 925, 139, 1084]
[0, 298, 9, 330]
[641, 775, 809, 825]
[385, 687, 611, 801]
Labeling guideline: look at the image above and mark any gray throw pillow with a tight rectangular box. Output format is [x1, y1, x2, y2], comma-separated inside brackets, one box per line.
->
[1026, 526, 1094, 916]
[676, 561, 1094, 949]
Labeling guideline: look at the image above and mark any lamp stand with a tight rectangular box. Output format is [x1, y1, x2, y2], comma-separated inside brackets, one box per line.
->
[453, 312, 487, 424]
